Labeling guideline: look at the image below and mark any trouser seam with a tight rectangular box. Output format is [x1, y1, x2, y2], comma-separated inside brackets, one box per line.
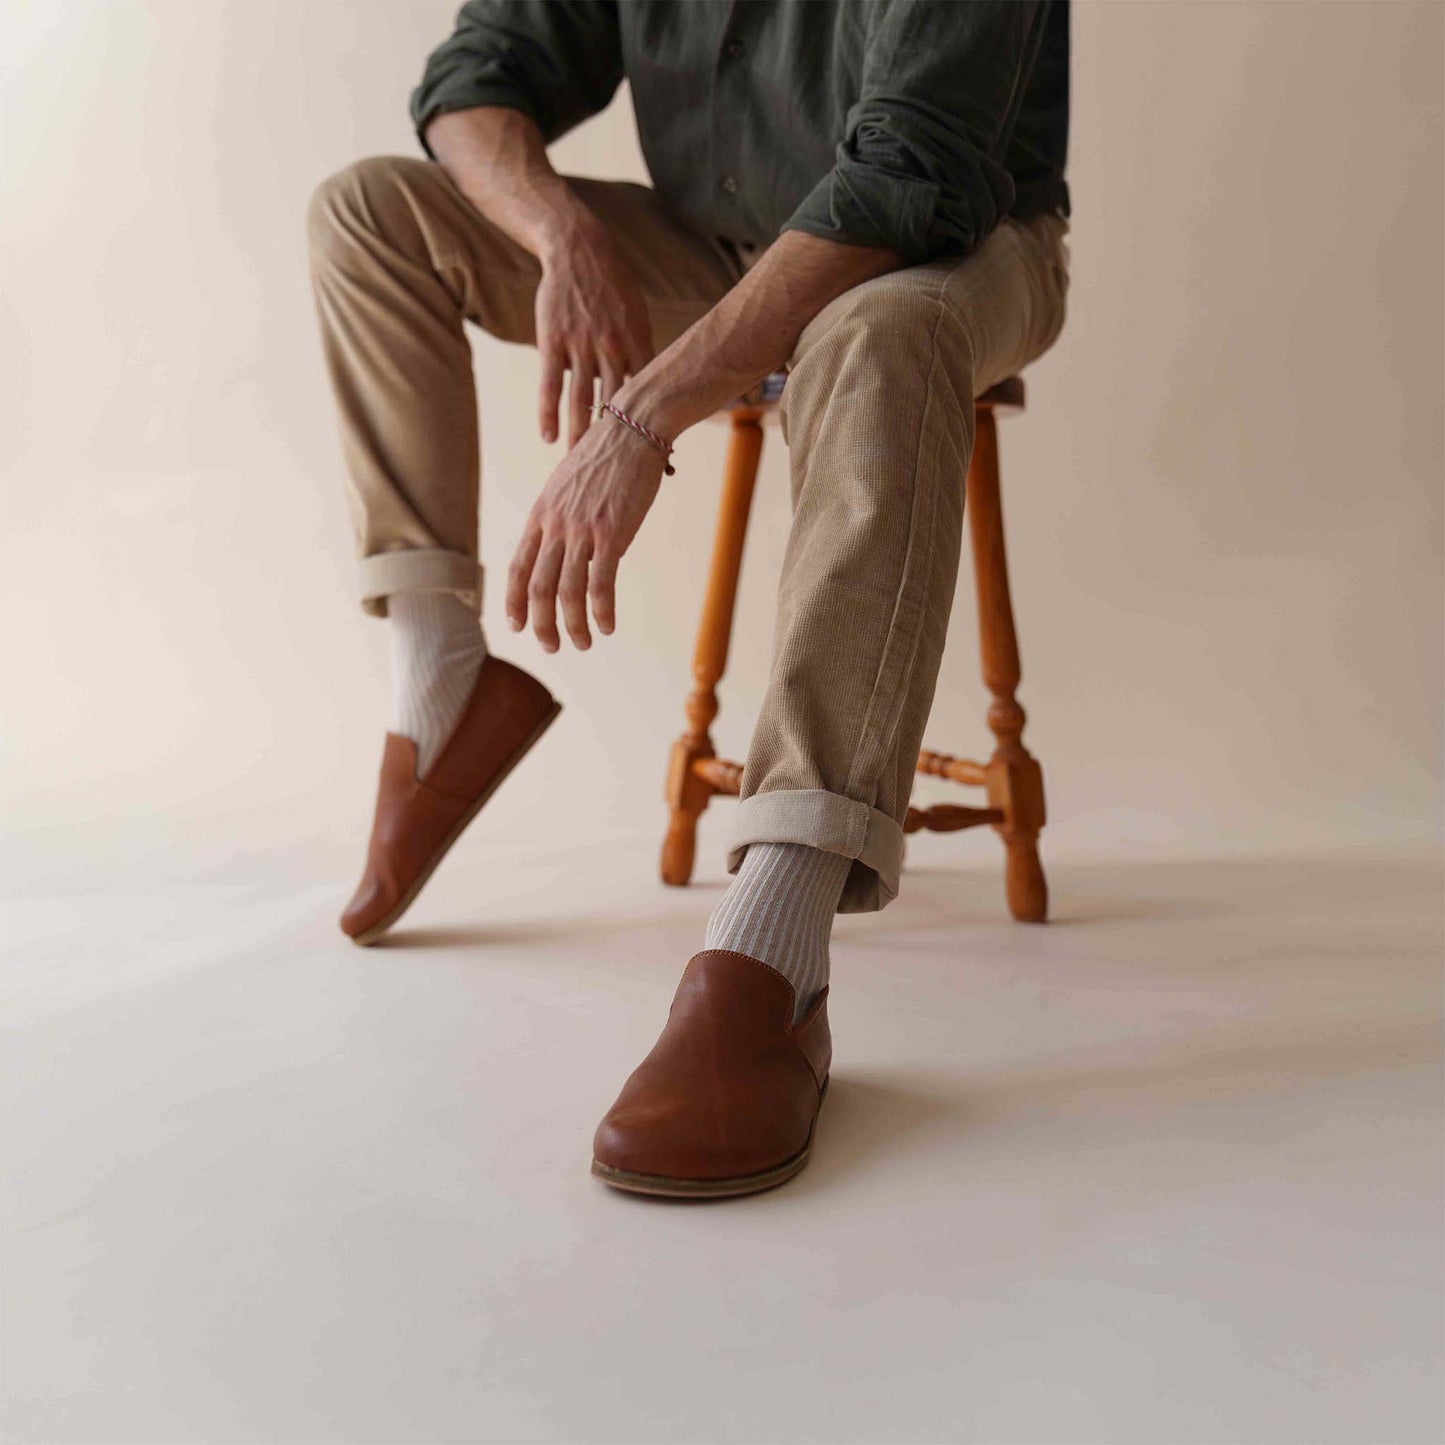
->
[841, 280, 948, 808]
[876, 317, 976, 798]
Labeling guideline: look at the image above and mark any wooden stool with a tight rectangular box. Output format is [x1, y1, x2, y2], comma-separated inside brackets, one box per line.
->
[660, 372, 1048, 923]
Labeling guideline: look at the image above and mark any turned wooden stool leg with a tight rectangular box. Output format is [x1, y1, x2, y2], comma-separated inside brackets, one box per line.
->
[660, 408, 764, 885]
[967, 404, 1048, 922]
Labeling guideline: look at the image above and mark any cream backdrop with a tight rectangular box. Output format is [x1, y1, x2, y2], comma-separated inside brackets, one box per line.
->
[3, 0, 1441, 886]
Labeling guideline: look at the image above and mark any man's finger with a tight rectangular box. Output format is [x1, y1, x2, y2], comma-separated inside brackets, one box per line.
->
[539, 343, 564, 445]
[588, 548, 620, 636]
[567, 357, 596, 451]
[506, 523, 543, 631]
[558, 537, 593, 651]
[528, 535, 565, 653]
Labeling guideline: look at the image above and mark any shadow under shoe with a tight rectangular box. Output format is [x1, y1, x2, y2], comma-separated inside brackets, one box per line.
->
[340, 654, 561, 946]
[592, 950, 831, 1199]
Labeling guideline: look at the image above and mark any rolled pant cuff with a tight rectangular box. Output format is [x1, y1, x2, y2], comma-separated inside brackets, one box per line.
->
[725, 788, 905, 915]
[358, 549, 483, 618]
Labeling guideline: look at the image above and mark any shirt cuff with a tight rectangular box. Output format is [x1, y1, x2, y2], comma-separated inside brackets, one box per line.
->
[781, 159, 944, 266]
[410, 79, 544, 159]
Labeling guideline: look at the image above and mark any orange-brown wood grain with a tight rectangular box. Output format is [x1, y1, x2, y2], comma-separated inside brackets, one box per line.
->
[659, 408, 763, 885]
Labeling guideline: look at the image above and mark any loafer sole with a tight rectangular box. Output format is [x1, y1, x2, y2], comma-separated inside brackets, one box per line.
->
[349, 698, 563, 947]
[590, 1077, 828, 1199]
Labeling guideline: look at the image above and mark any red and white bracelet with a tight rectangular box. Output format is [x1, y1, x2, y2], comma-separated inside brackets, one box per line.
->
[594, 400, 676, 475]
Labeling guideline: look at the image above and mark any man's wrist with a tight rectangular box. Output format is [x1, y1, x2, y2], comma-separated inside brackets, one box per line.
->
[534, 191, 610, 267]
[594, 399, 677, 473]
[608, 373, 693, 441]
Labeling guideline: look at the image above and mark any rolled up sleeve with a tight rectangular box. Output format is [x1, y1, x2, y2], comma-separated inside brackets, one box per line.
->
[410, 0, 623, 153]
[782, 0, 1051, 265]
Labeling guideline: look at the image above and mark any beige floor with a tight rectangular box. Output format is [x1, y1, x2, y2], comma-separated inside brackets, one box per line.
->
[3, 834, 1441, 1445]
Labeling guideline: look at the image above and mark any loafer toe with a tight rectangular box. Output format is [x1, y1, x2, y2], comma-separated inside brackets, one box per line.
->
[591, 950, 832, 1198]
[340, 873, 393, 940]
[592, 1095, 786, 1184]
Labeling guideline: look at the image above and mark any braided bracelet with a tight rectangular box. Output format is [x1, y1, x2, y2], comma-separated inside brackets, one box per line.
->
[594, 400, 676, 475]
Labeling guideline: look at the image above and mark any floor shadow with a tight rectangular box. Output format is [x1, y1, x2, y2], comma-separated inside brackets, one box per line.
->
[367, 851, 1432, 952]
[808, 1020, 1439, 1193]
[371, 921, 590, 950]
[1042, 896, 1215, 925]
[372, 907, 703, 951]
[843, 898, 1198, 939]
[895, 851, 1443, 929]
[794, 1072, 975, 1193]
[604, 1014, 1441, 1206]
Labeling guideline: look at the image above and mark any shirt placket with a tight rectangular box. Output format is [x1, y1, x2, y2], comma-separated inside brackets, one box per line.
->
[710, 0, 746, 232]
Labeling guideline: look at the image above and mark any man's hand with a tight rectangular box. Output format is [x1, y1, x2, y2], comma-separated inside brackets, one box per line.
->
[425, 106, 651, 447]
[506, 228, 906, 654]
[535, 222, 653, 450]
[506, 416, 666, 652]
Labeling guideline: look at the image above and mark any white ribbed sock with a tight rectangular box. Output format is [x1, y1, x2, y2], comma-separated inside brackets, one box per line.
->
[704, 841, 851, 1024]
[389, 591, 487, 775]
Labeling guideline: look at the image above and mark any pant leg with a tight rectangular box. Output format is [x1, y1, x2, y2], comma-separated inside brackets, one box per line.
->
[725, 210, 1071, 913]
[305, 155, 743, 617]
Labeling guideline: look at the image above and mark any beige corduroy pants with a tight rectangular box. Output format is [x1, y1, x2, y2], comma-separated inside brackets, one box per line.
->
[307, 156, 1070, 912]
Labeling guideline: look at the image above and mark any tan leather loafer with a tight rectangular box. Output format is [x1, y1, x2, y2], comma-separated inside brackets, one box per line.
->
[591, 950, 831, 1199]
[340, 654, 561, 946]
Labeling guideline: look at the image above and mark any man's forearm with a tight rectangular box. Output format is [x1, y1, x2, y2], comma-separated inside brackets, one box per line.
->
[424, 106, 606, 263]
[612, 230, 905, 438]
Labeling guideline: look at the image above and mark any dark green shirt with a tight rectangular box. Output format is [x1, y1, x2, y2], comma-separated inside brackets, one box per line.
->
[412, 0, 1070, 266]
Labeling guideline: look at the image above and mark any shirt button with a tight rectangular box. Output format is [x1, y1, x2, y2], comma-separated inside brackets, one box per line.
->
[727, 39, 744, 59]
[721, 175, 739, 195]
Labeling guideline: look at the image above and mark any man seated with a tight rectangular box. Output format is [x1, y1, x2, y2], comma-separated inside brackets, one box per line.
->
[306, 0, 1072, 1197]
